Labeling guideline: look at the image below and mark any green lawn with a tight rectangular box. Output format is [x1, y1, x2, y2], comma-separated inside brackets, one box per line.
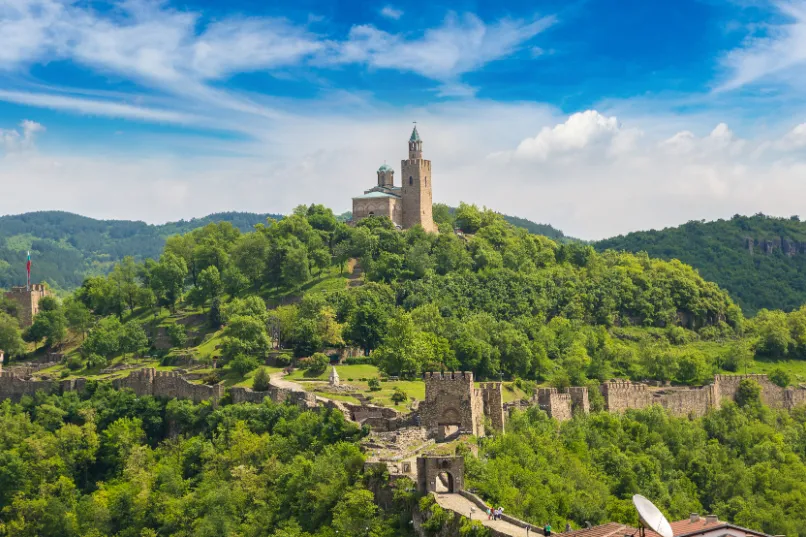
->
[286, 364, 381, 382]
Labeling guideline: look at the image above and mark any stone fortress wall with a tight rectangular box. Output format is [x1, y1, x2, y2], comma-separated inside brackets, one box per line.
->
[113, 368, 225, 404]
[4, 284, 52, 327]
[419, 372, 505, 439]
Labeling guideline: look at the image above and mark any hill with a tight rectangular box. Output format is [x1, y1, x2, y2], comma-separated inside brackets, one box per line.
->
[0, 210, 280, 291]
[595, 214, 806, 315]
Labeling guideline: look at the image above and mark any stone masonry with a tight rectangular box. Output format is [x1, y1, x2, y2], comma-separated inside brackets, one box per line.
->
[420, 372, 505, 440]
[417, 456, 465, 494]
[535, 388, 573, 422]
[113, 368, 224, 405]
[4, 284, 52, 327]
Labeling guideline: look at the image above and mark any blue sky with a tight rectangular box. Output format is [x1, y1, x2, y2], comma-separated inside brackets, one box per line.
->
[1, 0, 806, 238]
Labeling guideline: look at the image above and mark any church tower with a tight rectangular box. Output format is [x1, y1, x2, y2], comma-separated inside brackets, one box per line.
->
[401, 126, 437, 232]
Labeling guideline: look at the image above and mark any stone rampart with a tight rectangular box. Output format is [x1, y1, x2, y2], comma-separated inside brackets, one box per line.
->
[600, 379, 652, 412]
[477, 382, 505, 432]
[568, 386, 590, 414]
[229, 385, 317, 409]
[715, 374, 788, 408]
[0, 371, 58, 400]
[653, 385, 716, 417]
[421, 371, 482, 438]
[113, 368, 224, 404]
[535, 388, 573, 422]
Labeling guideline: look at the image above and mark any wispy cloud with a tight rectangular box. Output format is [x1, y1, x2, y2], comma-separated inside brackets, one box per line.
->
[380, 6, 403, 20]
[0, 90, 201, 124]
[717, 1, 806, 91]
[323, 12, 555, 96]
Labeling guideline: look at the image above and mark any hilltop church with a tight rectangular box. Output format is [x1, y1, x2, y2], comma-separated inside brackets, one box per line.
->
[351, 126, 437, 233]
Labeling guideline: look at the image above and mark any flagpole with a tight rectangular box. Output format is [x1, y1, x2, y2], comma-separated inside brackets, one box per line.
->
[26, 251, 30, 292]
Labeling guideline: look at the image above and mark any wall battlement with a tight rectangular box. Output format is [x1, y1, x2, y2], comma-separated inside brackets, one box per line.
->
[423, 371, 474, 382]
[113, 368, 224, 404]
[535, 388, 573, 421]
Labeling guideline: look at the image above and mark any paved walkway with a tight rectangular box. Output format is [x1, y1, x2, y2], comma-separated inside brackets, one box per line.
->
[269, 372, 306, 392]
[434, 493, 533, 537]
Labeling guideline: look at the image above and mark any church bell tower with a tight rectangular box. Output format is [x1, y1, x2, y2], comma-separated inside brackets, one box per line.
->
[401, 126, 437, 233]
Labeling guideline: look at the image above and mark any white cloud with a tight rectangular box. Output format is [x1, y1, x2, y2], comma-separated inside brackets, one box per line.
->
[507, 110, 622, 161]
[0, 120, 44, 153]
[717, 1, 806, 91]
[380, 6, 403, 20]
[324, 12, 555, 89]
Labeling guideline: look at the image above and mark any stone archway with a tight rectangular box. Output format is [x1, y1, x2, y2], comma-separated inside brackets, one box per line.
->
[435, 471, 454, 493]
[417, 456, 465, 494]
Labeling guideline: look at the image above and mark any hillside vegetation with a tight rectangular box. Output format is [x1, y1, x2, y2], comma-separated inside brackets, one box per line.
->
[0, 211, 280, 291]
[0, 208, 568, 292]
[5, 204, 806, 535]
[596, 214, 806, 315]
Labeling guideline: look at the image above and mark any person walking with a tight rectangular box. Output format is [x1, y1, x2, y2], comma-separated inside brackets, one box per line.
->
[486, 507, 492, 520]
[566, 522, 572, 533]
[545, 523, 552, 537]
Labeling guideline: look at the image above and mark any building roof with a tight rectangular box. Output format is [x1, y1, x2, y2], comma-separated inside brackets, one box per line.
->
[564, 522, 637, 537]
[410, 125, 421, 142]
[564, 518, 770, 537]
[352, 191, 399, 200]
[378, 163, 393, 172]
[670, 518, 723, 536]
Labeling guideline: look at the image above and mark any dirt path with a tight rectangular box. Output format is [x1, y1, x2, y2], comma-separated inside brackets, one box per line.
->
[434, 493, 534, 537]
[269, 372, 306, 392]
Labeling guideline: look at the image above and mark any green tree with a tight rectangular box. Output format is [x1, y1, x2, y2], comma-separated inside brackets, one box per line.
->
[120, 321, 148, 357]
[769, 368, 791, 388]
[252, 367, 270, 391]
[0, 312, 25, 358]
[63, 297, 93, 339]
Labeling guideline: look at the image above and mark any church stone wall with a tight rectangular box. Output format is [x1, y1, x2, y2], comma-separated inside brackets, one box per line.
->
[352, 197, 399, 226]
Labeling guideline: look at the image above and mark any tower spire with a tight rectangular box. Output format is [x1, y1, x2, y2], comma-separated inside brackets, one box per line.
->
[408, 123, 423, 159]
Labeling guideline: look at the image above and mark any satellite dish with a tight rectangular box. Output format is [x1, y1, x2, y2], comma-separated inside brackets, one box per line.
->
[633, 495, 673, 537]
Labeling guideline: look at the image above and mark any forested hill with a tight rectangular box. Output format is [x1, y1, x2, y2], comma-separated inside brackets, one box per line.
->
[595, 214, 806, 315]
[0, 211, 280, 291]
[0, 208, 570, 291]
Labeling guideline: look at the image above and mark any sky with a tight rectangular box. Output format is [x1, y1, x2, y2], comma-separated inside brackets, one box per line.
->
[3, 0, 806, 239]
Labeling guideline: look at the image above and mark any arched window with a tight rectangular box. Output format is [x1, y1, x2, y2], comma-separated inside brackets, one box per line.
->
[409, 176, 413, 185]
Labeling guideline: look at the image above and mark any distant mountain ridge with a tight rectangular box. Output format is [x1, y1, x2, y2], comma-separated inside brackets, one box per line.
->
[0, 211, 280, 291]
[595, 214, 806, 315]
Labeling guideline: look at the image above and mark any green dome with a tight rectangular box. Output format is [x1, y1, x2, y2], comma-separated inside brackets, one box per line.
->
[378, 164, 393, 172]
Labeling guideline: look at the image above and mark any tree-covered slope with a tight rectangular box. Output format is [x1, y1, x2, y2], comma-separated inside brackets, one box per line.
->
[0, 211, 280, 290]
[595, 214, 806, 315]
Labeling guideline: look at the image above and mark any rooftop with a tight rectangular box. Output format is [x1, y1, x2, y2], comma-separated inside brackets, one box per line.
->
[410, 125, 421, 142]
[352, 191, 400, 200]
[378, 163, 393, 172]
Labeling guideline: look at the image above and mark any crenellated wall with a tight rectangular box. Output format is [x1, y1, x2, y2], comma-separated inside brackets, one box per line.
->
[568, 386, 590, 414]
[421, 372, 482, 438]
[600, 379, 653, 412]
[0, 371, 58, 400]
[535, 388, 573, 421]
[113, 368, 224, 404]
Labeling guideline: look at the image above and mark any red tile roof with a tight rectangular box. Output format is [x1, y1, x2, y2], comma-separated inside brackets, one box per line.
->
[669, 518, 723, 536]
[564, 522, 639, 537]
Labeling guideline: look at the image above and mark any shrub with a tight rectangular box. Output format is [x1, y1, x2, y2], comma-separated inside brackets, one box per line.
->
[345, 356, 374, 366]
[253, 368, 270, 392]
[368, 378, 381, 391]
[391, 386, 408, 404]
[202, 372, 221, 385]
[736, 378, 762, 408]
[86, 354, 108, 369]
[304, 352, 329, 377]
[229, 354, 260, 376]
[769, 368, 791, 388]
[67, 356, 83, 371]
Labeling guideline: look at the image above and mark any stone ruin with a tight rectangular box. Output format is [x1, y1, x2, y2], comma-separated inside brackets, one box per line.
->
[418, 371, 505, 441]
[417, 456, 465, 494]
